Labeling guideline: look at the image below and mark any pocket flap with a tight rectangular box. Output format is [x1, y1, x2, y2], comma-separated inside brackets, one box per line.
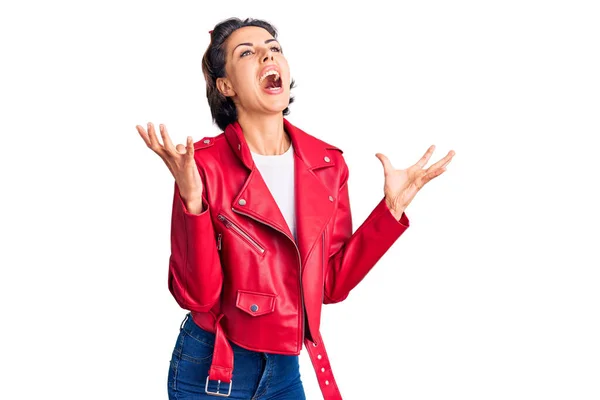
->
[235, 290, 277, 317]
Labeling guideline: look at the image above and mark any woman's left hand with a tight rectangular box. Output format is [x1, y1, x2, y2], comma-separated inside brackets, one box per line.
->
[375, 145, 455, 219]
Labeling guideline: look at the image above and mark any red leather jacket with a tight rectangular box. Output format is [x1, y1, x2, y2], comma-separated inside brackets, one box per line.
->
[168, 118, 410, 399]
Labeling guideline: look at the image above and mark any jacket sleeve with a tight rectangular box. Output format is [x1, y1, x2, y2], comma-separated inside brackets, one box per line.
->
[167, 180, 223, 312]
[323, 156, 410, 304]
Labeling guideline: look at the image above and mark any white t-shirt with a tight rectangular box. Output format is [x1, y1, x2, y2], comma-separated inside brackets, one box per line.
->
[250, 143, 297, 242]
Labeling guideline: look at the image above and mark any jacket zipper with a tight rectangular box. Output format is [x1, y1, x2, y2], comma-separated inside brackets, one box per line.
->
[217, 233, 222, 251]
[322, 232, 325, 304]
[217, 214, 265, 255]
[232, 207, 305, 351]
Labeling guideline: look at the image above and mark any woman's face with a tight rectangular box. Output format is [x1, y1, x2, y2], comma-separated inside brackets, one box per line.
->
[218, 26, 291, 116]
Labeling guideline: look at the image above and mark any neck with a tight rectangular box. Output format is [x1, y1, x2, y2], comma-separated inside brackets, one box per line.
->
[237, 112, 290, 156]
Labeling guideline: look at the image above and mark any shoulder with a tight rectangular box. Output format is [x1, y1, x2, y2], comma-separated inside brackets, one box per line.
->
[193, 133, 226, 151]
[294, 126, 344, 154]
[189, 133, 228, 176]
[290, 124, 349, 183]
[309, 132, 343, 154]
[301, 129, 346, 170]
[289, 123, 345, 169]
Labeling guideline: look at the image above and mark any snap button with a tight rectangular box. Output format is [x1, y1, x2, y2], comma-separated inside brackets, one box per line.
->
[203, 139, 210, 144]
[324, 156, 330, 162]
[325, 380, 330, 385]
[321, 367, 325, 372]
[250, 304, 259, 312]
[328, 196, 334, 202]
[238, 199, 247, 206]
[317, 354, 322, 360]
[313, 342, 317, 347]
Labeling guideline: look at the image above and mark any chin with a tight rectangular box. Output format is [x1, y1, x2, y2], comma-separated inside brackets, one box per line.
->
[263, 95, 290, 113]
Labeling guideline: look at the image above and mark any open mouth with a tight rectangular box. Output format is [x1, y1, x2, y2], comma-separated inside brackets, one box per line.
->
[259, 70, 282, 91]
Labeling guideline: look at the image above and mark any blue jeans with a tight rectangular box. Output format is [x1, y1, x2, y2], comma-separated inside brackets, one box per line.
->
[168, 312, 307, 399]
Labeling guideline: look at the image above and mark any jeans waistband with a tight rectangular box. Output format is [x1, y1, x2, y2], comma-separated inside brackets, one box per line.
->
[180, 312, 261, 355]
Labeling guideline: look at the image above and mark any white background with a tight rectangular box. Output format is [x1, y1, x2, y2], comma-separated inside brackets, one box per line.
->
[1, 0, 599, 399]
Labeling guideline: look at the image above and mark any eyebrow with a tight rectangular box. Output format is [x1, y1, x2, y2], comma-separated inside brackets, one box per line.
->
[232, 39, 279, 56]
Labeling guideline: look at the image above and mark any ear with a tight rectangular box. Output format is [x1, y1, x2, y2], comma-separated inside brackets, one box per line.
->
[216, 77, 236, 97]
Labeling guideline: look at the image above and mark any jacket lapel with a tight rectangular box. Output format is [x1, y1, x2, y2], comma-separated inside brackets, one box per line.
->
[224, 118, 338, 265]
[290, 132, 337, 266]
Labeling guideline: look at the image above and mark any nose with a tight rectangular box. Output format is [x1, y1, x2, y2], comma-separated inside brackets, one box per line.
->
[260, 47, 274, 63]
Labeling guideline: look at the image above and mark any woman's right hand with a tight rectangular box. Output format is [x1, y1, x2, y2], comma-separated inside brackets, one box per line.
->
[136, 122, 204, 212]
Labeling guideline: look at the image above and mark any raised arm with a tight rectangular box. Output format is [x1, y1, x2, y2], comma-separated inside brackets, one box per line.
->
[324, 145, 455, 303]
[136, 122, 223, 312]
[323, 157, 409, 304]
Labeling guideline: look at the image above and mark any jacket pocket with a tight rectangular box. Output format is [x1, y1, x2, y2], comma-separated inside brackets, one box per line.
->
[217, 214, 266, 256]
[235, 290, 277, 317]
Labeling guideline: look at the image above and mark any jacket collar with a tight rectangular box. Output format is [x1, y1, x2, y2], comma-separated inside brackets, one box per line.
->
[223, 117, 339, 265]
[224, 117, 339, 171]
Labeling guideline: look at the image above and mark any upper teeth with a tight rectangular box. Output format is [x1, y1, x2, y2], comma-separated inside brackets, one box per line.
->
[260, 69, 280, 83]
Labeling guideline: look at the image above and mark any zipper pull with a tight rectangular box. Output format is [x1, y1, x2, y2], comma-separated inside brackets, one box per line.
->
[217, 233, 222, 250]
[217, 214, 230, 228]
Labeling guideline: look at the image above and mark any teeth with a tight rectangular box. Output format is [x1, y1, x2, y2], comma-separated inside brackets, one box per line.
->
[259, 69, 280, 83]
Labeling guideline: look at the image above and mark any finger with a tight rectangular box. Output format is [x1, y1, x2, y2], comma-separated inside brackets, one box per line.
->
[175, 144, 186, 154]
[148, 122, 166, 148]
[375, 153, 394, 175]
[440, 156, 453, 169]
[159, 124, 176, 153]
[427, 150, 455, 172]
[136, 125, 151, 147]
[146, 122, 169, 158]
[421, 166, 446, 186]
[186, 136, 194, 159]
[147, 122, 161, 148]
[415, 145, 435, 169]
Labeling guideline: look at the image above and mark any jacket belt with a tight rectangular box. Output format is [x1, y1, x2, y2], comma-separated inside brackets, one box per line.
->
[206, 314, 343, 399]
[304, 330, 343, 400]
[206, 314, 234, 383]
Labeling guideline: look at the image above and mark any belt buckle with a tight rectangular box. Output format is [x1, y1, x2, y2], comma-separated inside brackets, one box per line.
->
[205, 376, 232, 397]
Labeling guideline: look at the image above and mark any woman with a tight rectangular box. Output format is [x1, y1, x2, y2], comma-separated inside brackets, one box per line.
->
[136, 17, 454, 400]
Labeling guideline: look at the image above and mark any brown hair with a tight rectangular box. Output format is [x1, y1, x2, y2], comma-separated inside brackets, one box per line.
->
[202, 17, 296, 130]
